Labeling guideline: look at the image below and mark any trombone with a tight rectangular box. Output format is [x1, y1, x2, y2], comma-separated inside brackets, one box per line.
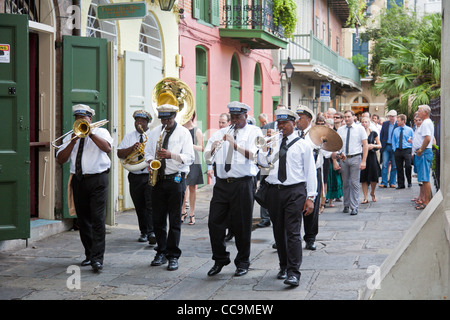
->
[51, 119, 109, 149]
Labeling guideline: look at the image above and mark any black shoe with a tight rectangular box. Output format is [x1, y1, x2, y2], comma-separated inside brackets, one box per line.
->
[277, 269, 287, 280]
[167, 258, 178, 271]
[408, 183, 412, 188]
[91, 262, 103, 272]
[207, 264, 224, 276]
[343, 206, 349, 213]
[225, 231, 234, 242]
[148, 232, 156, 245]
[284, 275, 300, 286]
[151, 253, 167, 266]
[396, 186, 405, 190]
[350, 208, 358, 215]
[81, 259, 91, 266]
[272, 243, 277, 249]
[257, 220, 270, 228]
[305, 242, 316, 250]
[138, 234, 148, 242]
[234, 268, 248, 277]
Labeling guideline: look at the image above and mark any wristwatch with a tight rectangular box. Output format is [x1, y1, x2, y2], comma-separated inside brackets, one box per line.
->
[307, 196, 315, 201]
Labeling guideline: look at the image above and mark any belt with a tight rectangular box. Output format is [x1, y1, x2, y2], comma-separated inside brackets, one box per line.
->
[218, 176, 253, 183]
[83, 169, 110, 178]
[346, 153, 362, 159]
[163, 172, 185, 179]
[268, 182, 305, 189]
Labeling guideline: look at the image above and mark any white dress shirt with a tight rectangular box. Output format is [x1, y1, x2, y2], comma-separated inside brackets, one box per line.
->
[257, 132, 317, 198]
[118, 129, 151, 174]
[205, 124, 262, 178]
[337, 122, 368, 156]
[57, 127, 113, 174]
[145, 124, 194, 175]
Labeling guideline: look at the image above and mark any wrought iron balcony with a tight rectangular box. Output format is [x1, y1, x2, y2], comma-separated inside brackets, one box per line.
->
[219, 0, 288, 50]
[281, 32, 361, 91]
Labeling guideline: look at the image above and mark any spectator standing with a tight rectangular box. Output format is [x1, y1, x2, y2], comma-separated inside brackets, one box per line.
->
[379, 110, 398, 188]
[392, 114, 414, 189]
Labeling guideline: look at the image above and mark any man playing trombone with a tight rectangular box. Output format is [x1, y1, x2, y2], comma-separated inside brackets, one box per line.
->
[117, 110, 156, 244]
[56, 104, 113, 273]
[256, 108, 317, 286]
[204, 101, 262, 277]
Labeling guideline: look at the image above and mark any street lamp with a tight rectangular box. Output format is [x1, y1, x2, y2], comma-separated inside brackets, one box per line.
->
[158, 0, 176, 11]
[284, 57, 294, 108]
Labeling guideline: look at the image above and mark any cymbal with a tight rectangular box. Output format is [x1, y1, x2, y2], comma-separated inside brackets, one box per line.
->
[308, 125, 343, 152]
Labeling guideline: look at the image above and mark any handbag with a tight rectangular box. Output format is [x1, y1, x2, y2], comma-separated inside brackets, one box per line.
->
[254, 176, 269, 208]
[254, 137, 300, 209]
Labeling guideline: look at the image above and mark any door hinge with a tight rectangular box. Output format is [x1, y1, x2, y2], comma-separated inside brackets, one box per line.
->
[55, 41, 63, 49]
[8, 87, 16, 95]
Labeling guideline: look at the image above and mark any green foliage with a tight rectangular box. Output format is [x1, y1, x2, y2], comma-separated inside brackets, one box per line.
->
[346, 0, 366, 27]
[363, 5, 441, 117]
[273, 0, 297, 38]
[352, 54, 368, 78]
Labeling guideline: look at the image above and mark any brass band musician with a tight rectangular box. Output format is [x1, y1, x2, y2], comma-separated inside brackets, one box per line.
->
[56, 104, 113, 273]
[117, 110, 156, 244]
[145, 104, 194, 271]
[204, 101, 262, 277]
[256, 108, 317, 286]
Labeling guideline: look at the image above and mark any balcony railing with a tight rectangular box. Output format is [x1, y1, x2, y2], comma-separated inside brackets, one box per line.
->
[219, 0, 288, 49]
[281, 32, 361, 87]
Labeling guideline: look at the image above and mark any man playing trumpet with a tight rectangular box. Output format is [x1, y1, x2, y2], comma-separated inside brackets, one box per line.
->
[56, 104, 113, 273]
[117, 110, 156, 244]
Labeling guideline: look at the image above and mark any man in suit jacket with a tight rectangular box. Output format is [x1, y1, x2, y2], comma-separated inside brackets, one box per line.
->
[379, 109, 398, 188]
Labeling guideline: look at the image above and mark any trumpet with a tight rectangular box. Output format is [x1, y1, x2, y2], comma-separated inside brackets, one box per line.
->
[209, 124, 236, 162]
[255, 130, 283, 149]
[51, 119, 109, 149]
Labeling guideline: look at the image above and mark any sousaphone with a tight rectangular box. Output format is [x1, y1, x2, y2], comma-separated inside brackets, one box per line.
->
[151, 77, 195, 126]
[308, 125, 343, 152]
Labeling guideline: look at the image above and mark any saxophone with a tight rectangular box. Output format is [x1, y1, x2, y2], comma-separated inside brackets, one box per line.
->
[149, 125, 167, 186]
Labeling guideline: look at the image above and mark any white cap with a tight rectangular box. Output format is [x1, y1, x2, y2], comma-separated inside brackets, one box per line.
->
[227, 101, 251, 114]
[73, 104, 95, 117]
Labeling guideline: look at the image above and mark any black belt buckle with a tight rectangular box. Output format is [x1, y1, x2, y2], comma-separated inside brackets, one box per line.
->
[226, 177, 236, 183]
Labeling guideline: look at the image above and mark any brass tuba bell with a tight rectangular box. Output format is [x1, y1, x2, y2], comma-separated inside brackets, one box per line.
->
[151, 77, 195, 126]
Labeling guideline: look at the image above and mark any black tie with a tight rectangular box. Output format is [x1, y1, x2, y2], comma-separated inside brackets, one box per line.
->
[345, 126, 351, 155]
[300, 130, 305, 139]
[138, 134, 144, 161]
[224, 133, 236, 172]
[158, 123, 177, 180]
[278, 136, 288, 182]
[75, 138, 85, 180]
[399, 127, 403, 149]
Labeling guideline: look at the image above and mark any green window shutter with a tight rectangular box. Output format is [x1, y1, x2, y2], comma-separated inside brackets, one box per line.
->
[193, 0, 200, 19]
[211, 0, 220, 26]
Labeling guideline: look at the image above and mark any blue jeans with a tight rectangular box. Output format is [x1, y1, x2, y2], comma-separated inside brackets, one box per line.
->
[381, 144, 397, 186]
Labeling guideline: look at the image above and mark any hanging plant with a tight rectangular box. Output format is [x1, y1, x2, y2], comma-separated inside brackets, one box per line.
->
[346, 0, 367, 28]
[273, 0, 297, 38]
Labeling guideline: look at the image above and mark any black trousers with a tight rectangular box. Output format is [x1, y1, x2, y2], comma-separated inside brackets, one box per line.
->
[151, 174, 186, 259]
[128, 172, 153, 235]
[303, 167, 321, 243]
[208, 177, 255, 269]
[267, 182, 307, 278]
[394, 148, 412, 187]
[71, 172, 109, 264]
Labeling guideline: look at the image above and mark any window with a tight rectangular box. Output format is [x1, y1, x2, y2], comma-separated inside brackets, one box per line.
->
[86, 0, 117, 44]
[352, 33, 369, 62]
[387, 0, 403, 9]
[139, 13, 162, 59]
[193, 0, 220, 26]
[336, 37, 340, 55]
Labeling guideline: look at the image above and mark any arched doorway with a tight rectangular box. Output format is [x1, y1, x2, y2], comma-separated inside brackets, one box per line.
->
[351, 95, 370, 119]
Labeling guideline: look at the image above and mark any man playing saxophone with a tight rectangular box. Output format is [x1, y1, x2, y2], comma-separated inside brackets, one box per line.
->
[117, 110, 156, 245]
[145, 104, 194, 271]
[56, 104, 113, 273]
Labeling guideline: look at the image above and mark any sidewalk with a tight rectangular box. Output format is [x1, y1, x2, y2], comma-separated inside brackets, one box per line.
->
[0, 181, 423, 300]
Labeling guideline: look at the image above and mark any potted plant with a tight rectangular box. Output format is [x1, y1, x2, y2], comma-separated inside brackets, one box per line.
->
[273, 0, 297, 38]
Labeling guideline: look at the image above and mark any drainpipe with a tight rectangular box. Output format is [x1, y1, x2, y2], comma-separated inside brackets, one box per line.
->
[73, 0, 81, 36]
